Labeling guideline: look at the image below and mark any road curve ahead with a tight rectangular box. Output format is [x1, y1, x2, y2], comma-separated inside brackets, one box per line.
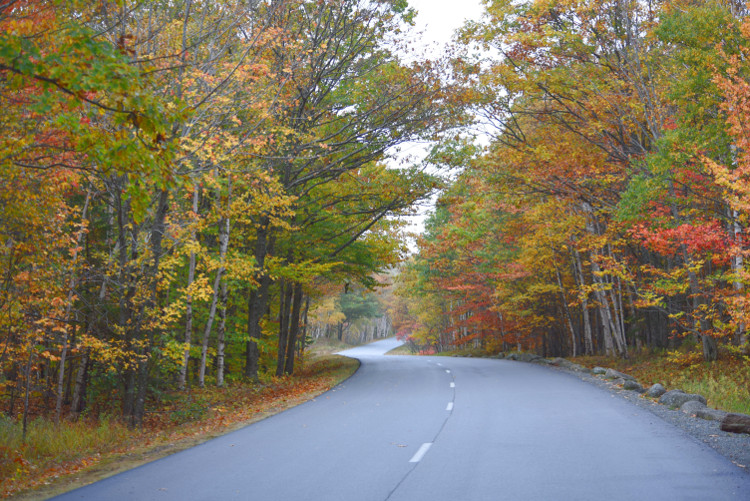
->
[55, 338, 750, 501]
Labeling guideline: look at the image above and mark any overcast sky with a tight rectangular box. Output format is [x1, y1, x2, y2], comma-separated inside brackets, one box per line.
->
[407, 0, 485, 56]
[396, 0, 486, 246]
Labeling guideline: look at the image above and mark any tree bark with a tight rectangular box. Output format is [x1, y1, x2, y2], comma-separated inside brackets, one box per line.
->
[217, 277, 228, 387]
[284, 283, 304, 375]
[730, 209, 746, 345]
[69, 349, 90, 420]
[245, 223, 272, 381]
[179, 187, 200, 391]
[276, 280, 293, 377]
[554, 264, 578, 357]
[573, 250, 594, 355]
[133, 188, 171, 427]
[22, 347, 33, 443]
[198, 210, 230, 387]
[56, 189, 91, 425]
[297, 294, 310, 363]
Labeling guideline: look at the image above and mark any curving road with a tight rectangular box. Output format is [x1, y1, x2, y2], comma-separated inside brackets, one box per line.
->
[55, 338, 750, 500]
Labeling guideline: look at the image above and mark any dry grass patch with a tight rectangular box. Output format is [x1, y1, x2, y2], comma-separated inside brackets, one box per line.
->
[571, 346, 750, 414]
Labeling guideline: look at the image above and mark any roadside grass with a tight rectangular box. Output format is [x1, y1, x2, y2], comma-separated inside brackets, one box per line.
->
[0, 416, 132, 494]
[570, 346, 750, 415]
[385, 344, 413, 355]
[305, 337, 353, 357]
[434, 347, 487, 358]
[2, 354, 359, 499]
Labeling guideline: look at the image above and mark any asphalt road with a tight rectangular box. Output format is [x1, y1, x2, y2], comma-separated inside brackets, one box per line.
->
[54, 338, 750, 500]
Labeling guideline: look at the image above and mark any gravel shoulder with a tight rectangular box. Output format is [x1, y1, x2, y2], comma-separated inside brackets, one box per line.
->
[548, 363, 750, 474]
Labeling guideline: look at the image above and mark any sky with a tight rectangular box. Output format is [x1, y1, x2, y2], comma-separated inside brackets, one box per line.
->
[407, 0, 485, 56]
[396, 0, 486, 247]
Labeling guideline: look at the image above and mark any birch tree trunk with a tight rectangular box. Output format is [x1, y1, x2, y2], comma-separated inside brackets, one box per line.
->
[554, 265, 578, 357]
[179, 187, 199, 390]
[573, 250, 594, 355]
[216, 277, 228, 387]
[731, 209, 746, 345]
[198, 206, 230, 387]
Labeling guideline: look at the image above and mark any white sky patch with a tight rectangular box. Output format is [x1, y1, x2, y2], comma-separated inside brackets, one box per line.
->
[406, 0, 485, 59]
[392, 1, 486, 251]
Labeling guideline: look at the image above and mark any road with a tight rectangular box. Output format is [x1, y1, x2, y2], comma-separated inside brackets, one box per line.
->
[54, 338, 750, 500]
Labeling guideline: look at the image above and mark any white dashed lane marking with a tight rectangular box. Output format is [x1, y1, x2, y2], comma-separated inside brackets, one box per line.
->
[409, 443, 433, 463]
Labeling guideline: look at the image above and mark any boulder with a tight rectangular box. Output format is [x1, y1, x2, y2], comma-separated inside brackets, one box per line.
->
[720, 413, 750, 434]
[623, 379, 645, 393]
[680, 400, 707, 416]
[512, 352, 542, 363]
[612, 377, 626, 386]
[645, 383, 666, 398]
[592, 366, 607, 375]
[551, 358, 588, 372]
[696, 407, 728, 422]
[659, 389, 707, 408]
[568, 363, 591, 373]
[605, 368, 636, 381]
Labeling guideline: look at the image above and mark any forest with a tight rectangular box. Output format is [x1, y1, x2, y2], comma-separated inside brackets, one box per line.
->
[394, 0, 750, 367]
[2, 0, 750, 447]
[0, 0, 457, 431]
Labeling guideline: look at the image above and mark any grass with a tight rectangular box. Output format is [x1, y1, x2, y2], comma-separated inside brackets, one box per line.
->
[434, 347, 488, 358]
[0, 416, 132, 491]
[305, 337, 354, 357]
[571, 346, 750, 415]
[2, 354, 359, 499]
[385, 343, 413, 355]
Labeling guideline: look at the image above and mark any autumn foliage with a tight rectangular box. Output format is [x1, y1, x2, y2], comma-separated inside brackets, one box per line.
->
[0, 0, 453, 445]
[394, 0, 750, 366]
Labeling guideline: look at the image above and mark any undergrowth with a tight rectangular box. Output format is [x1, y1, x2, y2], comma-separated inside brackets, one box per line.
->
[571, 346, 750, 415]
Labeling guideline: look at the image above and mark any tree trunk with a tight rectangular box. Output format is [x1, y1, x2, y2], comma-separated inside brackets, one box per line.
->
[69, 349, 90, 420]
[730, 209, 746, 345]
[198, 208, 230, 388]
[114, 179, 140, 421]
[217, 277, 228, 387]
[284, 283, 304, 375]
[179, 187, 200, 391]
[56, 190, 91, 425]
[22, 347, 33, 443]
[554, 265, 578, 357]
[245, 223, 272, 381]
[573, 251, 594, 355]
[297, 295, 310, 363]
[133, 188, 170, 427]
[276, 280, 293, 377]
